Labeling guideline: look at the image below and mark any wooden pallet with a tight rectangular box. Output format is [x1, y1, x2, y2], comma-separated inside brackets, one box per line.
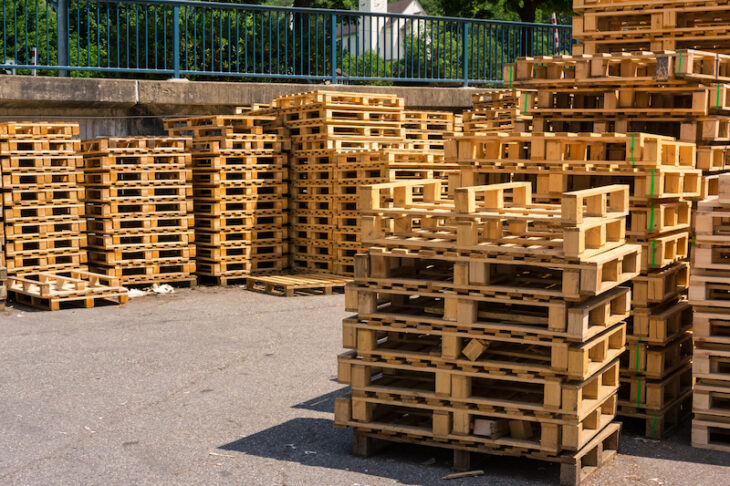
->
[337, 419, 620, 486]
[692, 414, 730, 453]
[245, 273, 350, 296]
[81, 136, 189, 154]
[689, 270, 730, 308]
[693, 307, 730, 346]
[344, 313, 626, 381]
[693, 378, 730, 419]
[693, 345, 730, 382]
[7, 271, 128, 311]
[624, 331, 693, 380]
[632, 261, 689, 306]
[619, 363, 693, 411]
[630, 299, 692, 344]
[617, 388, 692, 439]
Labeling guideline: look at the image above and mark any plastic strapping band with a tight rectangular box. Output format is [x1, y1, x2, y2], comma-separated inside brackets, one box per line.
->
[630, 133, 636, 166]
[650, 414, 659, 438]
[636, 376, 642, 408]
[509, 65, 514, 88]
[635, 337, 641, 372]
[649, 168, 655, 198]
[648, 206, 655, 233]
[524, 92, 528, 115]
[717, 83, 721, 109]
[651, 239, 657, 267]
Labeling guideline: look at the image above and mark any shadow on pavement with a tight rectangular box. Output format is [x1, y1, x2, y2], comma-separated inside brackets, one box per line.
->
[291, 386, 350, 413]
[619, 421, 730, 468]
[219, 417, 557, 486]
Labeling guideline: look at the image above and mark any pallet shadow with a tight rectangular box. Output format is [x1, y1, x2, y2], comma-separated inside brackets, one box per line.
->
[619, 422, 730, 468]
[291, 386, 350, 413]
[219, 417, 556, 486]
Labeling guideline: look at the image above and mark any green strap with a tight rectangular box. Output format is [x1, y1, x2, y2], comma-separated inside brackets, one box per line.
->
[524, 92, 528, 115]
[651, 239, 657, 267]
[509, 64, 514, 88]
[648, 206, 655, 233]
[649, 168, 656, 198]
[636, 376, 642, 408]
[691, 235, 696, 247]
[635, 337, 642, 372]
[650, 414, 659, 438]
[630, 133, 636, 166]
[677, 50, 683, 74]
[717, 83, 722, 109]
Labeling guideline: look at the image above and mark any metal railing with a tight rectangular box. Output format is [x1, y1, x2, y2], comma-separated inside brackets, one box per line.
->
[0, 0, 572, 85]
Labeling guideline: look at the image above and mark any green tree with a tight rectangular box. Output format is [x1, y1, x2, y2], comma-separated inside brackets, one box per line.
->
[438, 0, 571, 23]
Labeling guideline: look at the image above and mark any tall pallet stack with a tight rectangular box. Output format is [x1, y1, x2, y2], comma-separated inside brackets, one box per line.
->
[81, 137, 196, 286]
[0, 185, 5, 309]
[0, 122, 88, 277]
[0, 122, 127, 310]
[336, 180, 639, 485]
[165, 115, 289, 285]
[448, 132, 700, 438]
[462, 89, 534, 135]
[689, 173, 730, 452]
[274, 91, 406, 276]
[573, 0, 730, 55]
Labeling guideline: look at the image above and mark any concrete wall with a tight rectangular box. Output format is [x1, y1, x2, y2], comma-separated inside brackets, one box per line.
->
[0, 75, 479, 137]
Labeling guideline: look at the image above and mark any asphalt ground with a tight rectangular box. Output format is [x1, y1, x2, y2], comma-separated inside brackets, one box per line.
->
[0, 287, 728, 485]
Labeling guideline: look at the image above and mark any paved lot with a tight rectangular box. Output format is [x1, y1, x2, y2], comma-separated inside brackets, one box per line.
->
[0, 287, 728, 486]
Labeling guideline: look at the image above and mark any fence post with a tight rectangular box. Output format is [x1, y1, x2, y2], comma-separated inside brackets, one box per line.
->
[57, 0, 68, 77]
[330, 13, 337, 84]
[462, 22, 469, 87]
[172, 5, 181, 78]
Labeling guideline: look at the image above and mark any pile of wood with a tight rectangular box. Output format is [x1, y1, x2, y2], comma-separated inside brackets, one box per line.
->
[336, 180, 637, 485]
[462, 89, 534, 135]
[165, 115, 289, 285]
[0, 122, 127, 310]
[275, 91, 406, 276]
[448, 131, 699, 438]
[573, 0, 730, 54]
[690, 173, 730, 452]
[81, 137, 196, 286]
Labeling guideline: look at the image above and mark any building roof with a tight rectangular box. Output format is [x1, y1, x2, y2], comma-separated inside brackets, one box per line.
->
[336, 0, 424, 38]
[387, 0, 415, 14]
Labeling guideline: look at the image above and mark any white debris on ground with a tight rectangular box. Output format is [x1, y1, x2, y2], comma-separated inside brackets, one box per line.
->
[125, 284, 175, 298]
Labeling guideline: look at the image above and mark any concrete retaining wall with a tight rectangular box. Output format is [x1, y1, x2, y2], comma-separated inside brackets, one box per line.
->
[0, 76, 481, 137]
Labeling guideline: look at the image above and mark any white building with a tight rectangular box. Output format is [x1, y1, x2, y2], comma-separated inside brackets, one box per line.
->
[337, 0, 427, 61]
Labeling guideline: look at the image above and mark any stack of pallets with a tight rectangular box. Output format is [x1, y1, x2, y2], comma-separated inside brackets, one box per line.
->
[275, 90, 406, 276]
[507, 51, 730, 159]
[0, 122, 87, 276]
[573, 0, 730, 54]
[462, 89, 534, 135]
[81, 136, 196, 287]
[402, 110, 459, 152]
[0, 193, 5, 309]
[448, 132, 699, 438]
[690, 173, 730, 452]
[336, 180, 638, 485]
[165, 115, 289, 285]
[0, 122, 127, 310]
